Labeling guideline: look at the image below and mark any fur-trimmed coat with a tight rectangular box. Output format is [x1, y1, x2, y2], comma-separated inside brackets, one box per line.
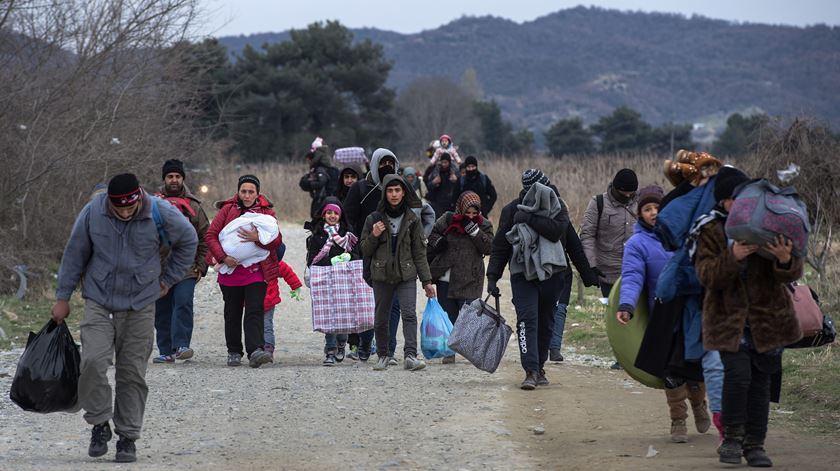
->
[694, 219, 803, 353]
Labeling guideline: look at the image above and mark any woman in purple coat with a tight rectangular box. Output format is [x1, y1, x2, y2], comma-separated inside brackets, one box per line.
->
[616, 185, 712, 444]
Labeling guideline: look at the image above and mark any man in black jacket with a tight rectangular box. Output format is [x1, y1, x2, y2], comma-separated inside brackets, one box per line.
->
[454, 155, 498, 218]
[423, 152, 458, 217]
[299, 145, 339, 219]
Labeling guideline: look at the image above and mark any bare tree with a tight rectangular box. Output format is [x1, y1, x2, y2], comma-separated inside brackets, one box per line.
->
[0, 0, 217, 295]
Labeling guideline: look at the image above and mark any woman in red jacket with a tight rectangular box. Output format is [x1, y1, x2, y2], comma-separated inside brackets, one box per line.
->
[205, 175, 282, 368]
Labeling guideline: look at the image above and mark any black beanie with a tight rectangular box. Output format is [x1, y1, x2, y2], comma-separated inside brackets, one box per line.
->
[714, 166, 750, 202]
[439, 152, 452, 162]
[464, 155, 478, 168]
[161, 159, 185, 180]
[612, 169, 639, 192]
[107, 173, 141, 207]
[238, 174, 260, 193]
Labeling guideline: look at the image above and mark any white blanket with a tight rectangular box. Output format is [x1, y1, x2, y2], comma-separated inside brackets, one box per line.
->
[218, 213, 280, 274]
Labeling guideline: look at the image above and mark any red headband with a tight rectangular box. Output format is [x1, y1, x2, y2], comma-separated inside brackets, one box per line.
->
[109, 189, 142, 207]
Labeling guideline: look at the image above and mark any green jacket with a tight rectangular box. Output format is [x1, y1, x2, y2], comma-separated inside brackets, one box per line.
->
[360, 175, 432, 285]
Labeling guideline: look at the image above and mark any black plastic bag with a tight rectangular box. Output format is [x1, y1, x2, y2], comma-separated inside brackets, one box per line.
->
[9, 320, 81, 413]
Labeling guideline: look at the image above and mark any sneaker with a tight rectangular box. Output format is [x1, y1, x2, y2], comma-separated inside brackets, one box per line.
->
[520, 371, 538, 390]
[442, 355, 455, 364]
[88, 422, 112, 458]
[347, 346, 360, 361]
[249, 349, 272, 368]
[387, 356, 398, 366]
[743, 447, 773, 467]
[264, 344, 275, 361]
[549, 349, 564, 362]
[174, 347, 193, 360]
[226, 353, 242, 367]
[358, 346, 371, 362]
[372, 356, 389, 371]
[152, 354, 174, 364]
[610, 361, 623, 370]
[719, 438, 743, 464]
[323, 354, 336, 366]
[335, 344, 346, 363]
[537, 369, 549, 386]
[114, 436, 136, 463]
[404, 354, 426, 371]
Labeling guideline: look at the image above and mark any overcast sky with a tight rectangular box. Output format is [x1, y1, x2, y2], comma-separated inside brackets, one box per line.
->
[203, 0, 839, 37]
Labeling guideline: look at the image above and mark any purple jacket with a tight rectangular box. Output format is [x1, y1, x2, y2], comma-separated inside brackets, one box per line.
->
[619, 222, 673, 313]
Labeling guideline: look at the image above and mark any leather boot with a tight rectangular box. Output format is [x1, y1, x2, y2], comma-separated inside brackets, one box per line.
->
[686, 381, 711, 433]
[719, 424, 746, 465]
[520, 370, 538, 390]
[664, 384, 689, 443]
[743, 435, 773, 467]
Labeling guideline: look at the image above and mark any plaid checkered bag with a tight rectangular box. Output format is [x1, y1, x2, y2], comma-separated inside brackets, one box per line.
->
[310, 260, 375, 334]
[333, 147, 368, 166]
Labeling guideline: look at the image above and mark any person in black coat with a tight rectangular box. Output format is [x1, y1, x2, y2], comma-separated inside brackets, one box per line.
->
[423, 152, 459, 217]
[453, 155, 498, 218]
[343, 149, 399, 235]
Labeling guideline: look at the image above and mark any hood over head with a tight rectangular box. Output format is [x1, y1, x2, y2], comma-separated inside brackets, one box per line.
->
[369, 148, 400, 187]
[378, 174, 421, 210]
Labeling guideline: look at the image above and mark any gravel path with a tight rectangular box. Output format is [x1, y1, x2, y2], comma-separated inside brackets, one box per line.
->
[1, 223, 836, 470]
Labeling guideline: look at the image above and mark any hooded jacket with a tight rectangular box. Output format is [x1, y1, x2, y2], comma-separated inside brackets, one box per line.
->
[424, 161, 459, 217]
[359, 175, 431, 285]
[343, 148, 399, 234]
[428, 212, 493, 300]
[579, 185, 639, 284]
[335, 163, 365, 201]
[157, 183, 209, 278]
[300, 146, 339, 219]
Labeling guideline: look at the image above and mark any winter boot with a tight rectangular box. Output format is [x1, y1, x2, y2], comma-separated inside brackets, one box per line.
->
[665, 384, 689, 443]
[687, 381, 711, 433]
[520, 371, 538, 390]
[743, 436, 773, 467]
[719, 424, 746, 465]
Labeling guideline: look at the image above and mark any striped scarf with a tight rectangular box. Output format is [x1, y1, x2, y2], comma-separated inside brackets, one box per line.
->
[312, 224, 358, 265]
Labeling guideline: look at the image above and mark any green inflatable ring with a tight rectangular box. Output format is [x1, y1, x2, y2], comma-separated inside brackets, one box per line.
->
[605, 277, 665, 389]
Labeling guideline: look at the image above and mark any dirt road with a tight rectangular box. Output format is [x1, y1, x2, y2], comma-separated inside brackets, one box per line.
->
[0, 224, 836, 470]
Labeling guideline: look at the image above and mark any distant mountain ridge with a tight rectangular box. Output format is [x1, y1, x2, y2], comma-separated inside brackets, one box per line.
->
[217, 6, 840, 133]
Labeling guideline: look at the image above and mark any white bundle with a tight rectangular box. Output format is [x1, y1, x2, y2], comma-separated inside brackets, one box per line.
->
[218, 213, 280, 274]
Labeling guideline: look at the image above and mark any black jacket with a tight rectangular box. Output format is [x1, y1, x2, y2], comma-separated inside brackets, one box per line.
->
[305, 221, 361, 267]
[486, 186, 571, 282]
[455, 171, 498, 217]
[299, 148, 339, 219]
[343, 176, 381, 236]
[559, 229, 599, 304]
[424, 165, 458, 217]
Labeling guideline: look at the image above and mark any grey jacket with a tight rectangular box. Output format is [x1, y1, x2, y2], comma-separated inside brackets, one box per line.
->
[579, 185, 638, 284]
[56, 191, 198, 311]
[505, 183, 567, 281]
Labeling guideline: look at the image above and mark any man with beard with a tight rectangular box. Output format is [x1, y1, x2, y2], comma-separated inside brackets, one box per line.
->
[454, 155, 497, 218]
[152, 159, 209, 363]
[424, 152, 458, 218]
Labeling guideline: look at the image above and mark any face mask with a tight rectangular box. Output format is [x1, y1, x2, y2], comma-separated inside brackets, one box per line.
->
[466, 169, 478, 178]
[378, 165, 395, 181]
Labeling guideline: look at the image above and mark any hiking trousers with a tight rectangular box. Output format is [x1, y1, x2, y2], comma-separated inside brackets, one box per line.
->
[78, 300, 155, 440]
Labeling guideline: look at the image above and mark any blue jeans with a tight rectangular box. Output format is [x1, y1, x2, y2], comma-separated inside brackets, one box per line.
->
[264, 308, 275, 347]
[154, 277, 196, 356]
[325, 333, 349, 352]
[548, 303, 567, 350]
[387, 297, 400, 355]
[702, 350, 724, 413]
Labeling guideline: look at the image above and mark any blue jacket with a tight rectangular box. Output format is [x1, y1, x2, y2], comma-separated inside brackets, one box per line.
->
[619, 222, 673, 314]
[56, 192, 198, 312]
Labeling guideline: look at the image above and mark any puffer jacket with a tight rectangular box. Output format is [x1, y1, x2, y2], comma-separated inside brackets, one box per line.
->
[359, 175, 431, 285]
[695, 218, 803, 353]
[428, 212, 494, 299]
[157, 183, 209, 278]
[264, 261, 303, 311]
[205, 194, 283, 283]
[579, 185, 638, 284]
[618, 222, 673, 314]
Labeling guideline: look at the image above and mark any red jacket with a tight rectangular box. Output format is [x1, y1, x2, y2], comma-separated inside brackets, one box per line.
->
[263, 261, 303, 311]
[205, 194, 283, 283]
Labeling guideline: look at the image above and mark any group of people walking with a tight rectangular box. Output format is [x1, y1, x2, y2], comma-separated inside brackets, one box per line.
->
[48, 137, 804, 468]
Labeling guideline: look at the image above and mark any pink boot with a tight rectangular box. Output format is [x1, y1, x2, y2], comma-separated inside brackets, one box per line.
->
[713, 412, 724, 446]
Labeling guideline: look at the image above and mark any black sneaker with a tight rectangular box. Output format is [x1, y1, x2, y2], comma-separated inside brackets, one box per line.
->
[744, 447, 773, 467]
[537, 369, 550, 386]
[610, 361, 623, 370]
[719, 438, 744, 465]
[88, 422, 112, 457]
[549, 349, 564, 362]
[323, 354, 336, 366]
[521, 371, 538, 390]
[114, 436, 136, 463]
[335, 344, 346, 363]
[358, 345, 371, 362]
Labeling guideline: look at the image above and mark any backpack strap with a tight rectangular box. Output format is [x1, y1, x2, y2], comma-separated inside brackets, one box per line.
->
[150, 197, 170, 248]
[595, 193, 604, 231]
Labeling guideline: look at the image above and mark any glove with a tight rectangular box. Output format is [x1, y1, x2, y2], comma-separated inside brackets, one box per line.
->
[581, 268, 600, 287]
[464, 221, 479, 237]
[487, 279, 500, 297]
[591, 266, 606, 279]
[513, 211, 530, 224]
[290, 287, 303, 301]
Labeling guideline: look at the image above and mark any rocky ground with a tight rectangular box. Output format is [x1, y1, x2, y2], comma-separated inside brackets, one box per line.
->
[0, 224, 836, 470]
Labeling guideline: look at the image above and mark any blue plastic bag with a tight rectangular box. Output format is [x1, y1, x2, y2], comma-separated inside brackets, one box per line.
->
[421, 298, 455, 359]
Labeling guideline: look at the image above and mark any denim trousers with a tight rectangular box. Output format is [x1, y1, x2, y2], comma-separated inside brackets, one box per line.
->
[263, 308, 276, 347]
[154, 277, 196, 356]
[548, 303, 568, 350]
[325, 333, 349, 352]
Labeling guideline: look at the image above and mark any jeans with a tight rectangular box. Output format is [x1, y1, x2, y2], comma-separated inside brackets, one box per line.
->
[79, 300, 154, 440]
[388, 298, 400, 356]
[264, 308, 275, 347]
[548, 303, 568, 350]
[510, 273, 563, 372]
[154, 277, 196, 356]
[220, 282, 267, 358]
[720, 346, 780, 441]
[702, 350, 724, 412]
[325, 333, 349, 352]
[372, 280, 418, 358]
[436, 281, 474, 326]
